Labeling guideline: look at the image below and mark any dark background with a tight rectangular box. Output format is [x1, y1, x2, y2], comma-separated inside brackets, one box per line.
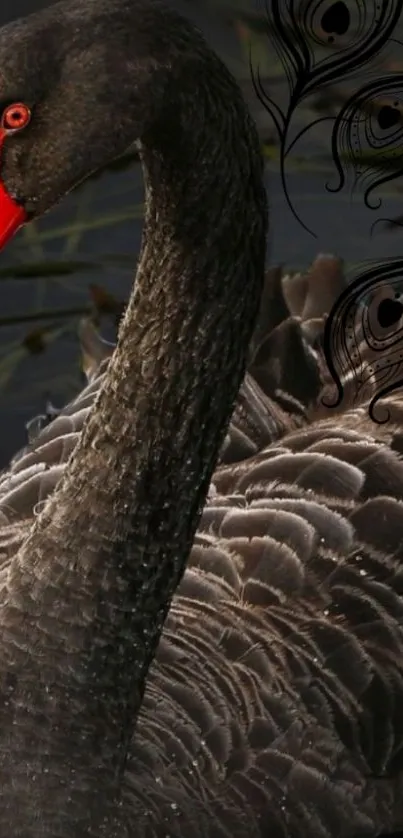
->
[0, 0, 403, 465]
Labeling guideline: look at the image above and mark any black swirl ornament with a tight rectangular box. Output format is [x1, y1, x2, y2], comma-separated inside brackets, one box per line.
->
[322, 258, 403, 422]
[252, 0, 403, 235]
[327, 74, 403, 222]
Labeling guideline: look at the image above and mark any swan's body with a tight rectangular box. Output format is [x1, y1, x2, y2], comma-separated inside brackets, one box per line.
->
[0, 1, 402, 836]
[1, 391, 403, 837]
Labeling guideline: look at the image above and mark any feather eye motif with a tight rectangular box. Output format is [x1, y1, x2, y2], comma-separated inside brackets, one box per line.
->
[322, 258, 403, 422]
[327, 74, 403, 224]
[251, 0, 403, 235]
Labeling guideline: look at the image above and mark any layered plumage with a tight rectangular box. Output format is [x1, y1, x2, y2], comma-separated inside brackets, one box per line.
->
[2, 370, 403, 836]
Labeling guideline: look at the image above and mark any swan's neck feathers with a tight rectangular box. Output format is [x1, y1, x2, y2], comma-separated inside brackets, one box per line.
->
[0, 8, 267, 832]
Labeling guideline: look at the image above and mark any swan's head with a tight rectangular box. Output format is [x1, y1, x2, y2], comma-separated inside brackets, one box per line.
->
[0, 0, 174, 246]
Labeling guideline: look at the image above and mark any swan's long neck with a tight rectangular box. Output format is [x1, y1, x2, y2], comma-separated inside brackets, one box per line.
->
[0, 31, 267, 837]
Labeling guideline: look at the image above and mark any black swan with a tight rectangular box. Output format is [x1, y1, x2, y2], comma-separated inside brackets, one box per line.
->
[0, 1, 403, 836]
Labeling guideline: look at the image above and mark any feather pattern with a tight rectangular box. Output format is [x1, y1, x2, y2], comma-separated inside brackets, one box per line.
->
[128, 417, 403, 836]
[1, 387, 403, 834]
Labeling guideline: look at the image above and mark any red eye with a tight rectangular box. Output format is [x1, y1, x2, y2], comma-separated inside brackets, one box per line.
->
[1, 103, 31, 133]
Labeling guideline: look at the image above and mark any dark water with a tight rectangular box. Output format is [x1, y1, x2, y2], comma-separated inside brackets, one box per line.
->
[0, 0, 402, 462]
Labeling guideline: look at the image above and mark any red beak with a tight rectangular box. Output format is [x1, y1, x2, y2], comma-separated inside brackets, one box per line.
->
[0, 129, 27, 248]
[0, 178, 27, 248]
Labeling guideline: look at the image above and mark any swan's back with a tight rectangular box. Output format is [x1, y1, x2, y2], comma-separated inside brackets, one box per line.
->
[2, 394, 403, 835]
[130, 406, 403, 835]
[4, 386, 403, 836]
